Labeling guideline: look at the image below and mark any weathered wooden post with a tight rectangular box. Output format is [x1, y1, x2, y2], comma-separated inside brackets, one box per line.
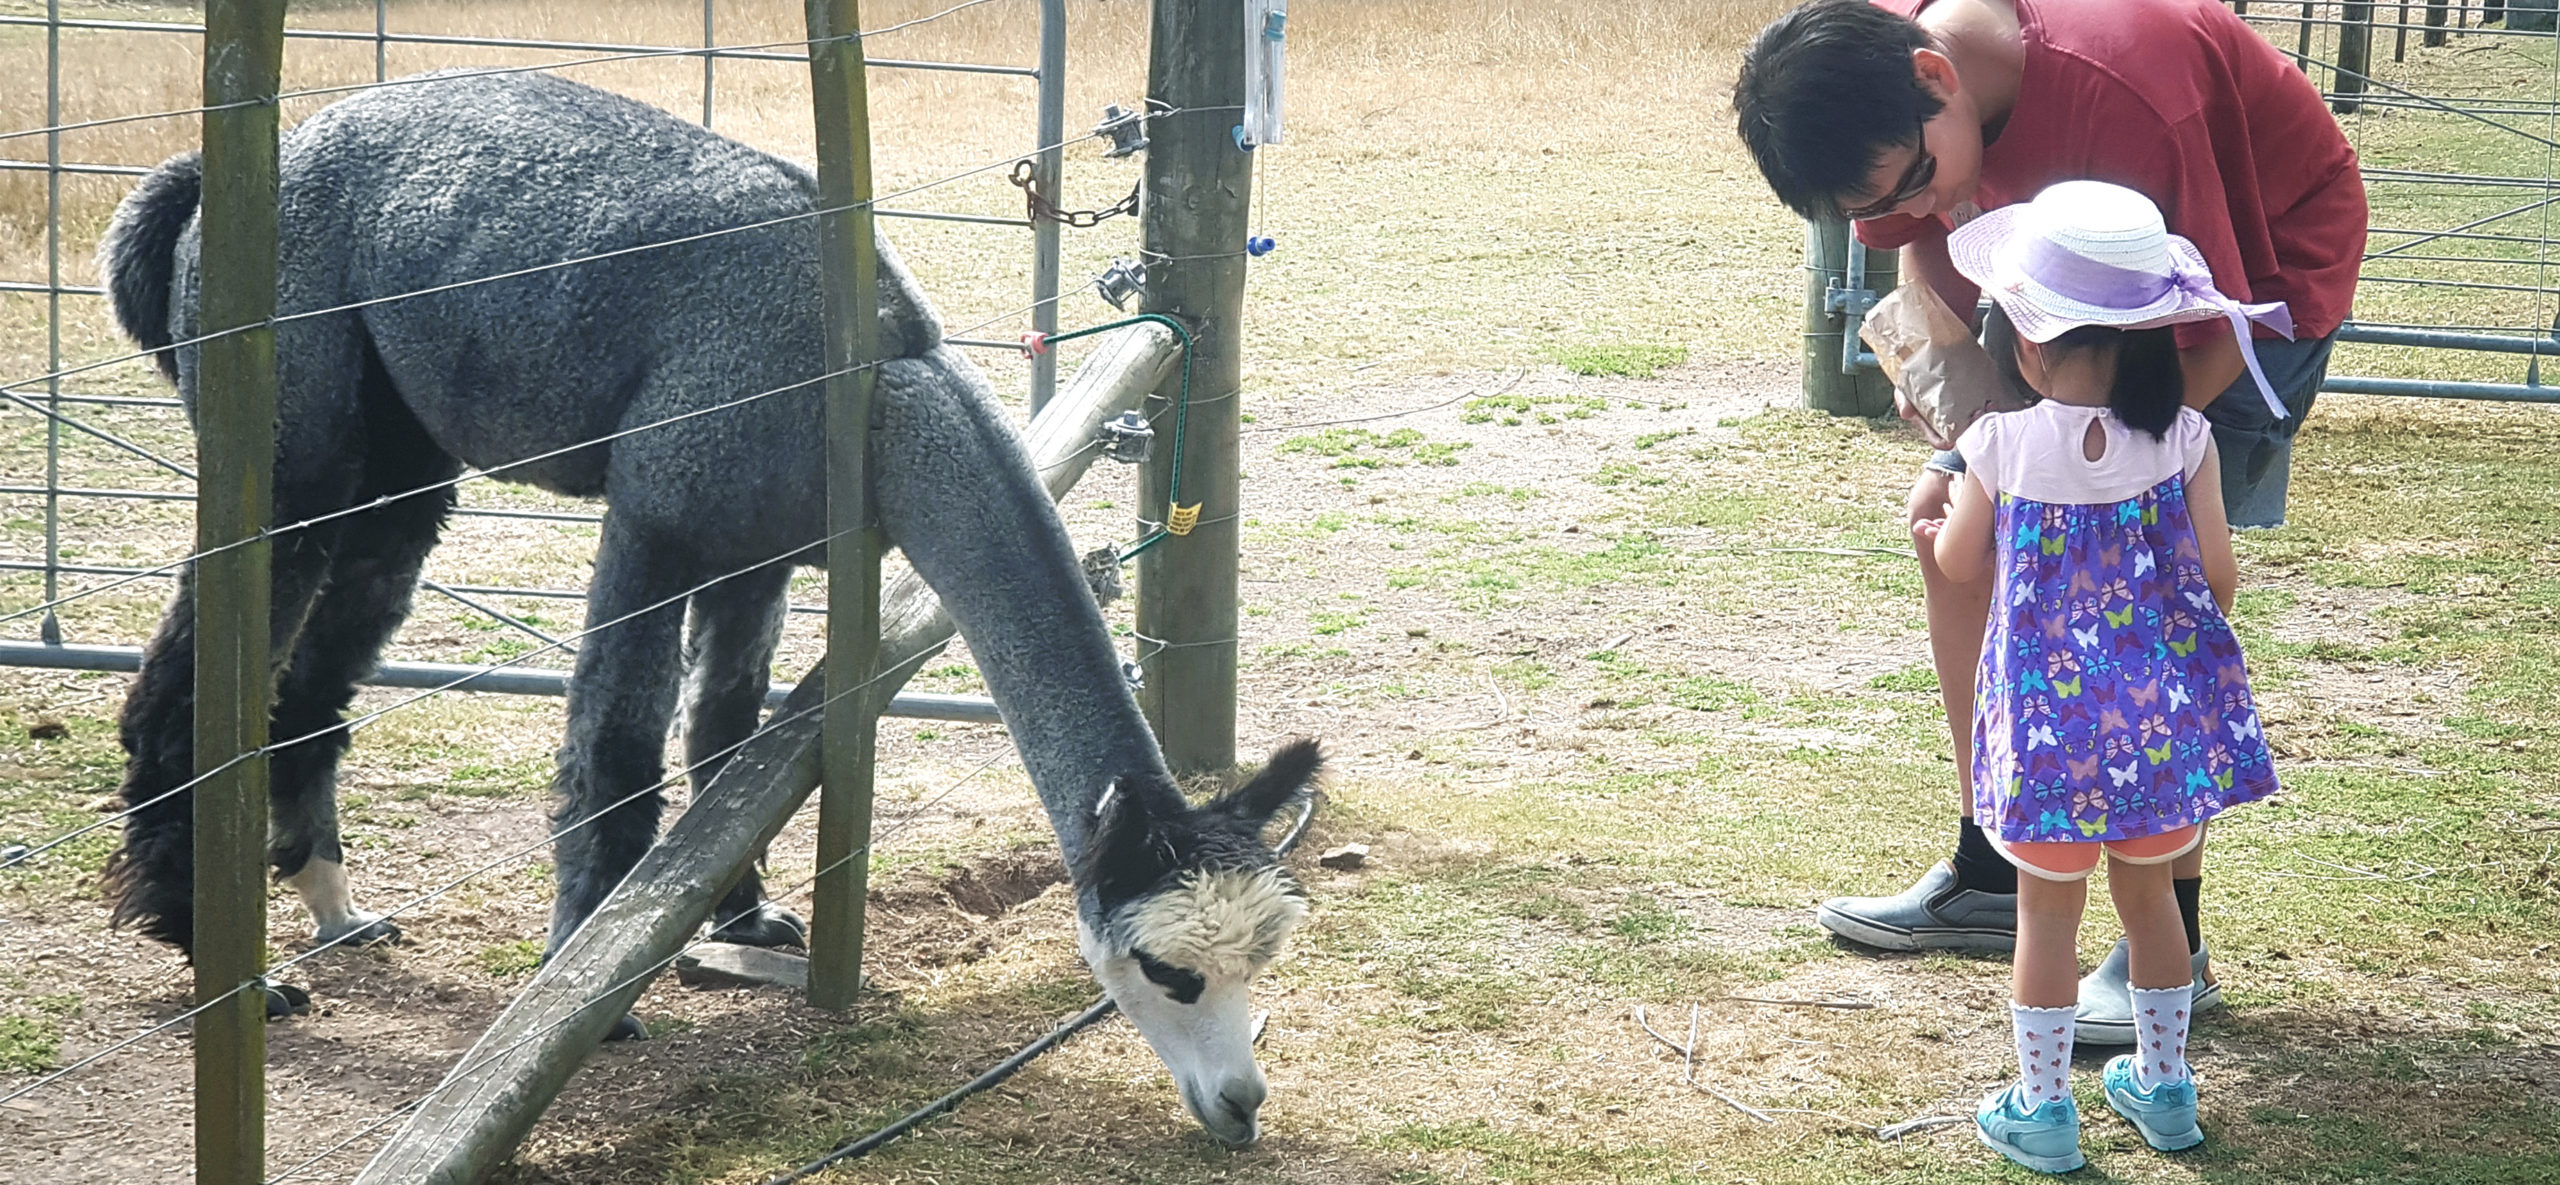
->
[2296, 1, 2316, 67]
[2397, 2, 2410, 61]
[1136, 0, 1252, 774]
[2425, 1, 2449, 45]
[805, 0, 883, 1012]
[195, 1, 286, 1182]
[2335, 3, 2375, 113]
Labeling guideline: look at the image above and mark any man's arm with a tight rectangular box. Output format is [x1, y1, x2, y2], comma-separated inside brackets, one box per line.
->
[2178, 331, 2245, 411]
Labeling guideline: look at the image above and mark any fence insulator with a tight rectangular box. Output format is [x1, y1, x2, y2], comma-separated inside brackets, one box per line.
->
[1096, 103, 1150, 158]
[1099, 409, 1155, 464]
[1093, 257, 1147, 310]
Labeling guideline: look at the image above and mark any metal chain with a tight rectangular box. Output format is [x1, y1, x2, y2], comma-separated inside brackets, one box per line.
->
[1010, 158, 1138, 228]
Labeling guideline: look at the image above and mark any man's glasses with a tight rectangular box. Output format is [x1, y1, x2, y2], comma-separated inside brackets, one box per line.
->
[1842, 129, 1937, 222]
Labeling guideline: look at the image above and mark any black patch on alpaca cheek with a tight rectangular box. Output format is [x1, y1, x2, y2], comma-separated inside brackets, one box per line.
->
[1133, 948, 1207, 1004]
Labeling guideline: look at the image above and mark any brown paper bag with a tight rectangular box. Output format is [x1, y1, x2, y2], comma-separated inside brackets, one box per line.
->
[1858, 282, 2030, 449]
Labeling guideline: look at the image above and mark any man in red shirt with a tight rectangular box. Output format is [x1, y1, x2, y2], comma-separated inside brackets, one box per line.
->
[1732, 0, 2363, 1043]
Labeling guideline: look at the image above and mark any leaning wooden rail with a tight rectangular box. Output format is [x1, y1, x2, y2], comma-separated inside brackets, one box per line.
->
[350, 322, 1180, 1185]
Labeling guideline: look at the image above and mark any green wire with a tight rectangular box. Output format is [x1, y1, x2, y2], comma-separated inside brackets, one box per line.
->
[1041, 313, 1194, 563]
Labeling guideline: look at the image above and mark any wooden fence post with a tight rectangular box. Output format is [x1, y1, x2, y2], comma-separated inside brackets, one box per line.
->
[195, 1, 286, 1182]
[1136, 0, 1251, 775]
[2336, 3, 2375, 113]
[2425, 2, 2450, 45]
[804, 0, 882, 1012]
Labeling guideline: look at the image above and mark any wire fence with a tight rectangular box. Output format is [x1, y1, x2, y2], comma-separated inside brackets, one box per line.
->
[0, 1, 1229, 1180]
[0, 0, 1104, 711]
[2229, 2, 2560, 400]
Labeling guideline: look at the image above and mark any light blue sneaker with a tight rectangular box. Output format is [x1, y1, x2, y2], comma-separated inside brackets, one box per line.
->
[1974, 1081, 2086, 1174]
[2103, 1054, 2204, 1151]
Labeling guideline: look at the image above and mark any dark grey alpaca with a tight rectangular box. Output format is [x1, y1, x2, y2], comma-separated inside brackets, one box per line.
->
[99, 71, 1315, 1143]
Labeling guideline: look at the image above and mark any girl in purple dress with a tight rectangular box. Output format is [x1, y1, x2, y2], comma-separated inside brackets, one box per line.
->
[1918, 180, 2286, 1173]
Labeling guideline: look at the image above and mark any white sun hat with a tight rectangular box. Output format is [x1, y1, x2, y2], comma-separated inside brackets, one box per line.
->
[1948, 180, 2297, 419]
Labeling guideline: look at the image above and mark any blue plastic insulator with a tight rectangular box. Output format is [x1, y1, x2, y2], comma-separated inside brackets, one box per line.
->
[1246, 236, 1278, 258]
[1232, 124, 1254, 151]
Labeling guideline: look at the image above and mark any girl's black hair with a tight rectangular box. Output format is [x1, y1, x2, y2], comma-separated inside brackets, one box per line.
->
[2038, 323, 2184, 440]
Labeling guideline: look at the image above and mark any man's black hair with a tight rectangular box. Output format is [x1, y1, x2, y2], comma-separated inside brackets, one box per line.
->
[1733, 0, 1946, 221]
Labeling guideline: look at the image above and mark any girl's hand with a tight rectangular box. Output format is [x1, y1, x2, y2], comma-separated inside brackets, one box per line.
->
[1912, 515, 1947, 543]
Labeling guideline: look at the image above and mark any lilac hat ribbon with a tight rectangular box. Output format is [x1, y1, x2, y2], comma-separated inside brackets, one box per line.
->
[2022, 235, 2298, 420]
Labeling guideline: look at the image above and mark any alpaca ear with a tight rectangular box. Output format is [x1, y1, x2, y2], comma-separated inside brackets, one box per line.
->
[1211, 738, 1323, 835]
[1079, 774, 1174, 911]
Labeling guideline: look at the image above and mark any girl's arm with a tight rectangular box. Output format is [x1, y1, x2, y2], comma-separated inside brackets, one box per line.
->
[1930, 471, 1998, 585]
[2184, 442, 2240, 613]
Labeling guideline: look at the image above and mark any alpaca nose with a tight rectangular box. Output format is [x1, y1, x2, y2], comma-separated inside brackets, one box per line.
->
[1218, 1075, 1267, 1126]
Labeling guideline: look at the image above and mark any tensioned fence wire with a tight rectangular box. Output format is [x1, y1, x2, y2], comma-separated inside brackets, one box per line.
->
[0, 632, 986, 1117]
[0, 257, 1203, 882]
[259, 737, 1022, 1185]
[0, 0, 1106, 691]
[0, 107, 1204, 676]
[0, 49, 1215, 1140]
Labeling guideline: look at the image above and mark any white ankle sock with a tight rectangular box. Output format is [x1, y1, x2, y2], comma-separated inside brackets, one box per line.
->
[2012, 1003, 2075, 1108]
[2130, 982, 2195, 1090]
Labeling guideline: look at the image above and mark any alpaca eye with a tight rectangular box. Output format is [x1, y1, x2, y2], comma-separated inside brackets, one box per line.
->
[1132, 949, 1206, 1004]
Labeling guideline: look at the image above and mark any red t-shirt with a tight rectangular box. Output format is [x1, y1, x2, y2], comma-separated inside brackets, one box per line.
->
[1858, 0, 2366, 345]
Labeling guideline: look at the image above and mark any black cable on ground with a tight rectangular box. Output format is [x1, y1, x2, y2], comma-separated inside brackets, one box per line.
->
[762, 792, 1323, 1185]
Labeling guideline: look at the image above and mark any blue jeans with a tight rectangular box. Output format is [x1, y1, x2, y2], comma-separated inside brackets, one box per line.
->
[1926, 333, 2337, 529]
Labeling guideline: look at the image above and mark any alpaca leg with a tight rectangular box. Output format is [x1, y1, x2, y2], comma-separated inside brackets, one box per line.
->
[270, 471, 457, 949]
[545, 516, 691, 957]
[106, 518, 342, 957]
[679, 561, 805, 948]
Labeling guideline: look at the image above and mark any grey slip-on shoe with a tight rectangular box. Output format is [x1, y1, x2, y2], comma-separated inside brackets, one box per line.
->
[2075, 938, 2223, 1045]
[1814, 860, 2019, 953]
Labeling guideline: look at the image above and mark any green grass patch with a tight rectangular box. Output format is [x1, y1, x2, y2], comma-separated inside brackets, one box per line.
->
[0, 1013, 60, 1074]
[1541, 343, 1689, 379]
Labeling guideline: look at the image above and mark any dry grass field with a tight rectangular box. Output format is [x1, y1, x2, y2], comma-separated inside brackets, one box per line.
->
[1, 3, 2556, 1184]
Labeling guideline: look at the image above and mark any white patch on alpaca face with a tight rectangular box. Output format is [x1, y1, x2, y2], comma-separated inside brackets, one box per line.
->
[1080, 919, 1270, 1146]
[1119, 867, 1307, 981]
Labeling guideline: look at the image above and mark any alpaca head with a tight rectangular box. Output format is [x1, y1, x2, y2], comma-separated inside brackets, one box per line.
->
[1075, 739, 1323, 1146]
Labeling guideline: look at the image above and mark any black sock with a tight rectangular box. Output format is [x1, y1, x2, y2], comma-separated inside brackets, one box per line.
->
[2175, 876, 2203, 955]
[1951, 819, 2017, 894]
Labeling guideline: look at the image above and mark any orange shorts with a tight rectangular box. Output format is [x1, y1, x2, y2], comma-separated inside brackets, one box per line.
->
[1990, 824, 2205, 883]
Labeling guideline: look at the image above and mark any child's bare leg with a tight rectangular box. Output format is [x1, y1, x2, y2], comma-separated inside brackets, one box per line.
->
[2109, 854, 2198, 1094]
[2108, 857, 2189, 990]
[2005, 870, 2089, 1117]
[2015, 872, 2087, 1008]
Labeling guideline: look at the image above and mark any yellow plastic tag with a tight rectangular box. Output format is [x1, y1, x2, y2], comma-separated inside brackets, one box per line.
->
[1167, 502, 1202, 536]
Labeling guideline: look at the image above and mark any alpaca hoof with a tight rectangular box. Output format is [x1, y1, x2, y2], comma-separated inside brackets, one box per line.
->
[313, 912, 402, 950]
[713, 903, 807, 950]
[604, 1012, 647, 1042]
[262, 980, 311, 1020]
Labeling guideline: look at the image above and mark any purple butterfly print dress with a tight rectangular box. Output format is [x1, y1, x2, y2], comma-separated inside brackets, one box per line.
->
[1957, 402, 2280, 846]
